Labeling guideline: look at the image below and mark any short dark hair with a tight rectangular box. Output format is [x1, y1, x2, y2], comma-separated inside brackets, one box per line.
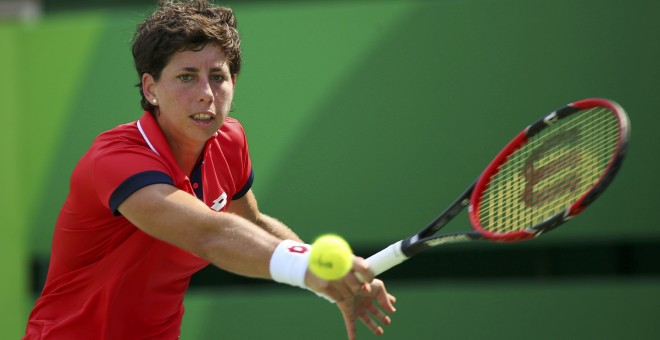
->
[132, 0, 242, 111]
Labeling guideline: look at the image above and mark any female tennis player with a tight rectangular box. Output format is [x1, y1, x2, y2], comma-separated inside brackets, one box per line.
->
[23, 1, 396, 339]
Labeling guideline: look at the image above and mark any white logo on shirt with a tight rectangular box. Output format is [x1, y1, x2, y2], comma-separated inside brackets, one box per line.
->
[211, 192, 228, 211]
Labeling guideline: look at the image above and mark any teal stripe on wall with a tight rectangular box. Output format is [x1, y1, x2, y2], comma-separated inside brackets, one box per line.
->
[0, 22, 29, 340]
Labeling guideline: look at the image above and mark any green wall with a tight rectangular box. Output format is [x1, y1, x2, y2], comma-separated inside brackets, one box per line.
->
[2, 0, 659, 338]
[182, 279, 660, 339]
[0, 21, 28, 340]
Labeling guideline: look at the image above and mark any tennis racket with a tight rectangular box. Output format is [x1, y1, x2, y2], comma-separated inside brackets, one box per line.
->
[365, 98, 630, 276]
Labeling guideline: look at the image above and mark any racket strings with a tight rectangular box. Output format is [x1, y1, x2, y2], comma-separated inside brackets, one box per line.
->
[478, 107, 620, 234]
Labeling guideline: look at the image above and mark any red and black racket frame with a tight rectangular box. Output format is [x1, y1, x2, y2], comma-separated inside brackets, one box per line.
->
[400, 98, 630, 258]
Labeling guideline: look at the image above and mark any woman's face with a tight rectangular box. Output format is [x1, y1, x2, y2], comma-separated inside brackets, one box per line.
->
[143, 44, 235, 149]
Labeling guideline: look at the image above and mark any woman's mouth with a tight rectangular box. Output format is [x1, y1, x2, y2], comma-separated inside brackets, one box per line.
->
[191, 113, 215, 121]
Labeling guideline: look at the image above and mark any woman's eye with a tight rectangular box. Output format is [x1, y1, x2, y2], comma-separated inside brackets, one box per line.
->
[178, 74, 194, 82]
[211, 74, 225, 82]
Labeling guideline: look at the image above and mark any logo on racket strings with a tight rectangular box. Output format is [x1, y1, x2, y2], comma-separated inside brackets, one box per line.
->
[521, 127, 582, 207]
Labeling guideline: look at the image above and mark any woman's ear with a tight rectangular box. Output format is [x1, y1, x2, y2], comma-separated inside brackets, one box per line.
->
[142, 73, 157, 102]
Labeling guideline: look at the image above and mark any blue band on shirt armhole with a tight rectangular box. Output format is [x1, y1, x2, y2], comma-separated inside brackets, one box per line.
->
[232, 170, 254, 200]
[109, 171, 174, 216]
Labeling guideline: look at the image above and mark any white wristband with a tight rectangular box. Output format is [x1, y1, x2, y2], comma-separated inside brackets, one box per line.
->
[269, 240, 311, 289]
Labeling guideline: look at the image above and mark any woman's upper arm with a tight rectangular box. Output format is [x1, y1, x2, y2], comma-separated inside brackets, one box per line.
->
[117, 183, 216, 254]
[227, 189, 260, 223]
[229, 190, 302, 242]
[116, 184, 280, 278]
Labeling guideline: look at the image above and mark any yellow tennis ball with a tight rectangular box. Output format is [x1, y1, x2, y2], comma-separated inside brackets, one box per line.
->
[309, 234, 353, 280]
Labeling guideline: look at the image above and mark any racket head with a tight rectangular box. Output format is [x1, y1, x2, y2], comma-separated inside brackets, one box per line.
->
[468, 98, 630, 241]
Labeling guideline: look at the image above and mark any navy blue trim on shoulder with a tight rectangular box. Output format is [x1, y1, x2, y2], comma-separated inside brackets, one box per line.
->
[232, 170, 254, 200]
[110, 170, 174, 216]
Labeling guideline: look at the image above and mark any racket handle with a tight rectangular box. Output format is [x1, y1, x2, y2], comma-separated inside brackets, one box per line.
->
[364, 240, 408, 277]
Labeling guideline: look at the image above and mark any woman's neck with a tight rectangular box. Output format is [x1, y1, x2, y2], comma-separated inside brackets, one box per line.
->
[168, 139, 204, 176]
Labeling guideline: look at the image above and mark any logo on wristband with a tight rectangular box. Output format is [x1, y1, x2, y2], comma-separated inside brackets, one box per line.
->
[288, 245, 309, 254]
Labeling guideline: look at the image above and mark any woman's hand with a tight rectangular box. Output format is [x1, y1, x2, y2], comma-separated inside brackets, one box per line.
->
[305, 257, 397, 339]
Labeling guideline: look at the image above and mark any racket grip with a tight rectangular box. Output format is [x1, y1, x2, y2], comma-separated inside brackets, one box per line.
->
[364, 240, 408, 277]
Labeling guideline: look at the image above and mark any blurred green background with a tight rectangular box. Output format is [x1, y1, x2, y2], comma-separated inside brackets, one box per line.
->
[1, 0, 659, 338]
